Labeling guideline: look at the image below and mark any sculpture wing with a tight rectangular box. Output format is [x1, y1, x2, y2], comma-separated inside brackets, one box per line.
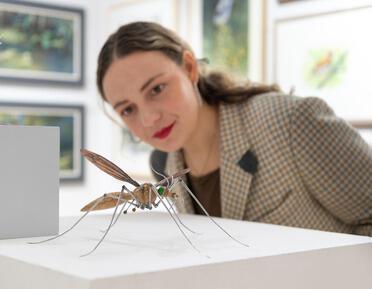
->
[80, 192, 133, 212]
[81, 149, 140, 187]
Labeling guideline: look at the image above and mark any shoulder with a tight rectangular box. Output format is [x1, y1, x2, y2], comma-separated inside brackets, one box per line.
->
[224, 92, 332, 125]
[220, 92, 305, 131]
[289, 96, 361, 153]
[244, 92, 327, 116]
[219, 93, 339, 152]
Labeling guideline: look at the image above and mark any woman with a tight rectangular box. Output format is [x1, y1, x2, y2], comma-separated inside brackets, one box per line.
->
[97, 21, 372, 236]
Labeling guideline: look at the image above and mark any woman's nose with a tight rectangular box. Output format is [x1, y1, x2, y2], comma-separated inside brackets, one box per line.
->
[140, 108, 161, 127]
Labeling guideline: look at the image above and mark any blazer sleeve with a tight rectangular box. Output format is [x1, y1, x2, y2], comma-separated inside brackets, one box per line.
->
[290, 97, 372, 236]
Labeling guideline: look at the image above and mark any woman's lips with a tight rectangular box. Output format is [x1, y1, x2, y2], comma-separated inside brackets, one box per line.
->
[153, 122, 175, 139]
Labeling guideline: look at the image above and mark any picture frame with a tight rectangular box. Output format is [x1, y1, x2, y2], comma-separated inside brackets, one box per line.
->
[272, 5, 372, 120]
[105, 0, 178, 180]
[0, 102, 85, 182]
[350, 121, 372, 147]
[0, 0, 84, 85]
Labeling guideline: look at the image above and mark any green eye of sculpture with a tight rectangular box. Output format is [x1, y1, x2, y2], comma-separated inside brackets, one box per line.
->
[157, 186, 165, 195]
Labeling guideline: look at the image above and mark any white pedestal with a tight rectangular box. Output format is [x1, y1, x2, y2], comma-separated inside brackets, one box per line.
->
[0, 211, 371, 289]
[0, 125, 59, 239]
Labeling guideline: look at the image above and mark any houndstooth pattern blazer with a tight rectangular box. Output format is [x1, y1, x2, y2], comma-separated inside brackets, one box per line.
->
[165, 92, 372, 236]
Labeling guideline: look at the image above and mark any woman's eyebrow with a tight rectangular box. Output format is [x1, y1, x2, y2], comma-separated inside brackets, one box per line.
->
[113, 100, 128, 110]
[140, 72, 165, 92]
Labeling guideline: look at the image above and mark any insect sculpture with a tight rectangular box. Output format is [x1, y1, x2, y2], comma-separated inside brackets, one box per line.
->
[29, 149, 248, 257]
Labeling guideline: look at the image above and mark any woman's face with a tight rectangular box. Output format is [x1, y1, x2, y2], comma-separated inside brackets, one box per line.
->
[102, 50, 200, 152]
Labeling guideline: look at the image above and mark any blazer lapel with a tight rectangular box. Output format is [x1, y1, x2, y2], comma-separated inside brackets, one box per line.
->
[219, 103, 255, 220]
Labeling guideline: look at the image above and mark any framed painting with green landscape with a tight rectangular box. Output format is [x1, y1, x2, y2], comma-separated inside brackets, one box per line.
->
[0, 102, 84, 181]
[203, 0, 249, 79]
[0, 0, 84, 85]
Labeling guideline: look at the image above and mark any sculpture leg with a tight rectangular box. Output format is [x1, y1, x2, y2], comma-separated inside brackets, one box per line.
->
[28, 195, 106, 244]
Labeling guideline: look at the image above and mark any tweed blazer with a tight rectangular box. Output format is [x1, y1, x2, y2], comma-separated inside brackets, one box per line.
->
[165, 92, 372, 237]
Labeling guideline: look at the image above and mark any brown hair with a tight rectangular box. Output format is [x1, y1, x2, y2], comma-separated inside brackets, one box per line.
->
[97, 21, 280, 105]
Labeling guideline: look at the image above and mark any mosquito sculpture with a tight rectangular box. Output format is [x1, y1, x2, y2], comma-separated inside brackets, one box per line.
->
[29, 149, 248, 257]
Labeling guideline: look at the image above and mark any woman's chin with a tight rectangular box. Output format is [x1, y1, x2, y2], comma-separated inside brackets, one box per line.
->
[151, 139, 182, 153]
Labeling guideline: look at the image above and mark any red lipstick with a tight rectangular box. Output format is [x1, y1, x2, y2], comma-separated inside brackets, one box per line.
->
[153, 122, 175, 139]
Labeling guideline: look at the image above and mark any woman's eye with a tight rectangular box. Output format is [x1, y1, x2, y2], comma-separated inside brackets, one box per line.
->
[121, 106, 134, 117]
[150, 84, 165, 96]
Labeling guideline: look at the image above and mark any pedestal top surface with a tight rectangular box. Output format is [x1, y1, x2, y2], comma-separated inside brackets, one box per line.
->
[0, 211, 370, 280]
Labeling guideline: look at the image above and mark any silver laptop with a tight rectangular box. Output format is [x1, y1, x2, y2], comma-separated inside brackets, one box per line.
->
[0, 125, 59, 239]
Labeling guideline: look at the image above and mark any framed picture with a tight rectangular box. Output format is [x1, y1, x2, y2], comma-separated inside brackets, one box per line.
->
[350, 121, 372, 147]
[202, 0, 249, 78]
[272, 5, 372, 119]
[0, 0, 84, 85]
[0, 102, 84, 182]
[105, 0, 178, 180]
[194, 0, 265, 82]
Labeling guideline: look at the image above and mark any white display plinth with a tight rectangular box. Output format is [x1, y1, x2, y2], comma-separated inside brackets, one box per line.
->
[0, 211, 371, 289]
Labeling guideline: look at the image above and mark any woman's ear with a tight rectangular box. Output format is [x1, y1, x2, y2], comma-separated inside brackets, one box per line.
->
[182, 50, 199, 84]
